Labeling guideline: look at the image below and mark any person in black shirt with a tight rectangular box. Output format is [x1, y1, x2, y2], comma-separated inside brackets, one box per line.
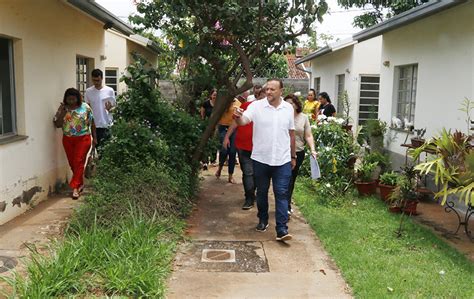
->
[200, 88, 217, 120]
[318, 92, 336, 117]
[200, 88, 218, 169]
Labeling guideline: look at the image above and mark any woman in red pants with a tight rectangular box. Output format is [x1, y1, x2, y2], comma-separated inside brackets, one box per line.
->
[53, 88, 97, 199]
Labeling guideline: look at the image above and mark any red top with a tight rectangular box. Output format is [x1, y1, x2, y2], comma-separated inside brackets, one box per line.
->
[235, 101, 253, 151]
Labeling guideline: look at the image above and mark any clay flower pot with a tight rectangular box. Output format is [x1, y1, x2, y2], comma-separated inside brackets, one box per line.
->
[378, 184, 396, 201]
[354, 181, 377, 196]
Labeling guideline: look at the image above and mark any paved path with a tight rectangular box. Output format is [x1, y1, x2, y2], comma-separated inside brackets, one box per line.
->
[167, 168, 352, 298]
[0, 191, 82, 296]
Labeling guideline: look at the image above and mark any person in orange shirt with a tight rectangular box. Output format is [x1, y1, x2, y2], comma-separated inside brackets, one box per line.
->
[215, 97, 241, 183]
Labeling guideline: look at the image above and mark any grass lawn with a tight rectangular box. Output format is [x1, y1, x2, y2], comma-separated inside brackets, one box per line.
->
[3, 214, 185, 298]
[295, 179, 474, 298]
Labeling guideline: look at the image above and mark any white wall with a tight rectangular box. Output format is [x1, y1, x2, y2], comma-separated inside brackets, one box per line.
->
[105, 31, 128, 94]
[379, 1, 474, 157]
[310, 36, 382, 124]
[0, 0, 105, 225]
[105, 31, 159, 95]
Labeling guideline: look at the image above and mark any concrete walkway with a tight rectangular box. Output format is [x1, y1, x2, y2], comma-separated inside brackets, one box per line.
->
[0, 190, 82, 294]
[167, 168, 352, 298]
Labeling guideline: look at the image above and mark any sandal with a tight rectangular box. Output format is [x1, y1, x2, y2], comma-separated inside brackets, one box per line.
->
[78, 185, 85, 193]
[72, 190, 80, 200]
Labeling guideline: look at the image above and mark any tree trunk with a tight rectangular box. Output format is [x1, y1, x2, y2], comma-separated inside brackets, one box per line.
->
[191, 81, 252, 168]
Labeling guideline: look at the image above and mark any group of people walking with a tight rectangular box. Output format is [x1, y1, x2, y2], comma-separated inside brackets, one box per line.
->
[53, 69, 115, 199]
[202, 79, 336, 241]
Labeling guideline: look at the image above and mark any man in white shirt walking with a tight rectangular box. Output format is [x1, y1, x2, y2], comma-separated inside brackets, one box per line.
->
[85, 69, 116, 148]
[234, 79, 296, 241]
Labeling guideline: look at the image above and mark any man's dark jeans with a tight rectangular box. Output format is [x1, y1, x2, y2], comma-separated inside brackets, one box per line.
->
[95, 128, 110, 151]
[237, 149, 255, 203]
[253, 160, 292, 234]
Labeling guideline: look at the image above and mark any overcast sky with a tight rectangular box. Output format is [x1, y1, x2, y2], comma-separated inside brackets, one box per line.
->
[96, 0, 373, 41]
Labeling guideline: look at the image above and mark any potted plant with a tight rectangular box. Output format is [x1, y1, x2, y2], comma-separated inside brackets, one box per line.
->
[365, 119, 387, 153]
[364, 152, 391, 181]
[412, 128, 473, 206]
[354, 160, 378, 196]
[411, 128, 426, 148]
[378, 171, 399, 201]
[389, 166, 420, 215]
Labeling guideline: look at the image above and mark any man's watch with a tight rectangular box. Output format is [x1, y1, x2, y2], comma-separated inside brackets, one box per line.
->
[291, 156, 297, 159]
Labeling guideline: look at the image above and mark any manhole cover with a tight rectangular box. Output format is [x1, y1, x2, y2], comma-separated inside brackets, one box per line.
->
[0, 256, 17, 273]
[202, 249, 236, 263]
[175, 241, 269, 273]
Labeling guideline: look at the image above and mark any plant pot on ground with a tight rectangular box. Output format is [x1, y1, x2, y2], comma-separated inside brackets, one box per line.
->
[365, 119, 387, 153]
[388, 166, 420, 215]
[354, 161, 378, 196]
[378, 171, 399, 201]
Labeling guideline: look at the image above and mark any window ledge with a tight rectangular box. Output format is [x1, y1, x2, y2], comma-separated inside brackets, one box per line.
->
[0, 135, 28, 145]
[389, 127, 414, 135]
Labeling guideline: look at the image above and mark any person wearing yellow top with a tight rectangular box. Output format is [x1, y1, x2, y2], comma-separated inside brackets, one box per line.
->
[302, 89, 319, 120]
[216, 98, 241, 183]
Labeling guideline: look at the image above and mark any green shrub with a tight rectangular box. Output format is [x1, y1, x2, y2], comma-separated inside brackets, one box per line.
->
[379, 171, 399, 186]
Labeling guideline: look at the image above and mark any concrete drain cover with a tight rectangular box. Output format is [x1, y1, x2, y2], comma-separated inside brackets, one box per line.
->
[176, 241, 269, 273]
[202, 249, 236, 263]
[0, 256, 18, 273]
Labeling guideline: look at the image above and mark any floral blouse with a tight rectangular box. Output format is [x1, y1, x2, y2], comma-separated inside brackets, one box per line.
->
[62, 103, 94, 136]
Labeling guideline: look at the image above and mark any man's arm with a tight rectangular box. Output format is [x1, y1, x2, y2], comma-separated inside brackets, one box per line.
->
[290, 129, 296, 169]
[233, 107, 251, 126]
[222, 121, 238, 149]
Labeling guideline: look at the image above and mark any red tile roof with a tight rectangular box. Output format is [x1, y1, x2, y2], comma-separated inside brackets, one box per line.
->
[286, 54, 309, 79]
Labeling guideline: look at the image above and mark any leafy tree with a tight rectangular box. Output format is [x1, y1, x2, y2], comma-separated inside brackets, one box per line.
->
[131, 0, 329, 162]
[338, 0, 429, 29]
[252, 53, 288, 78]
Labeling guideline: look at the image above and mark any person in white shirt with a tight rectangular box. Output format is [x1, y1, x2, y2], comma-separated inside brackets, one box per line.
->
[85, 69, 116, 149]
[234, 79, 296, 242]
[246, 84, 262, 102]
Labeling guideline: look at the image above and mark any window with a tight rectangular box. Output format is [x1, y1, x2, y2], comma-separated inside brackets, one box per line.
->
[395, 64, 418, 123]
[336, 74, 345, 113]
[313, 77, 321, 95]
[358, 75, 380, 125]
[105, 68, 118, 95]
[0, 37, 16, 137]
[76, 56, 94, 97]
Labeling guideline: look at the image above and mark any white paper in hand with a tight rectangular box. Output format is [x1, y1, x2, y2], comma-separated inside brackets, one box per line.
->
[310, 155, 321, 180]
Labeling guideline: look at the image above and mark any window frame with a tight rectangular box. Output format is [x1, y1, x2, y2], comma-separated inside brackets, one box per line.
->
[336, 74, 345, 113]
[105, 67, 119, 95]
[0, 37, 17, 138]
[313, 77, 321, 95]
[393, 64, 418, 124]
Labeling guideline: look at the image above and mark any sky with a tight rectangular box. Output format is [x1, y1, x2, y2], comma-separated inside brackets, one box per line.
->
[96, 0, 374, 42]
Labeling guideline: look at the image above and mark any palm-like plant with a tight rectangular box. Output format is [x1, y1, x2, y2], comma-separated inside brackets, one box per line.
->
[411, 129, 473, 205]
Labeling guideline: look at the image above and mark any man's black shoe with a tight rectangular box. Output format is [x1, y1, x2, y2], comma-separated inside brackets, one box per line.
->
[276, 231, 292, 241]
[242, 201, 254, 210]
[255, 222, 269, 232]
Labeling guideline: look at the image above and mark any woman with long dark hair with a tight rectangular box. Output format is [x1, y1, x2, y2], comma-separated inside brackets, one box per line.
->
[53, 88, 96, 199]
[318, 92, 336, 117]
[284, 94, 317, 214]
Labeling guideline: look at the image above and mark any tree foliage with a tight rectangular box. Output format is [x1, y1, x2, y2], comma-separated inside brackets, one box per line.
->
[338, 0, 429, 29]
[130, 0, 329, 162]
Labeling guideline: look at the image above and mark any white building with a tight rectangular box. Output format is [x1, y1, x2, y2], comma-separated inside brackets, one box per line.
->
[0, 0, 158, 225]
[296, 37, 383, 125]
[297, 0, 473, 166]
[353, 0, 473, 164]
[105, 31, 159, 95]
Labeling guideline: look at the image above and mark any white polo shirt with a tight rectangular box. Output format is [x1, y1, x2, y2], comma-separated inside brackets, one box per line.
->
[243, 99, 295, 166]
[85, 85, 116, 128]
